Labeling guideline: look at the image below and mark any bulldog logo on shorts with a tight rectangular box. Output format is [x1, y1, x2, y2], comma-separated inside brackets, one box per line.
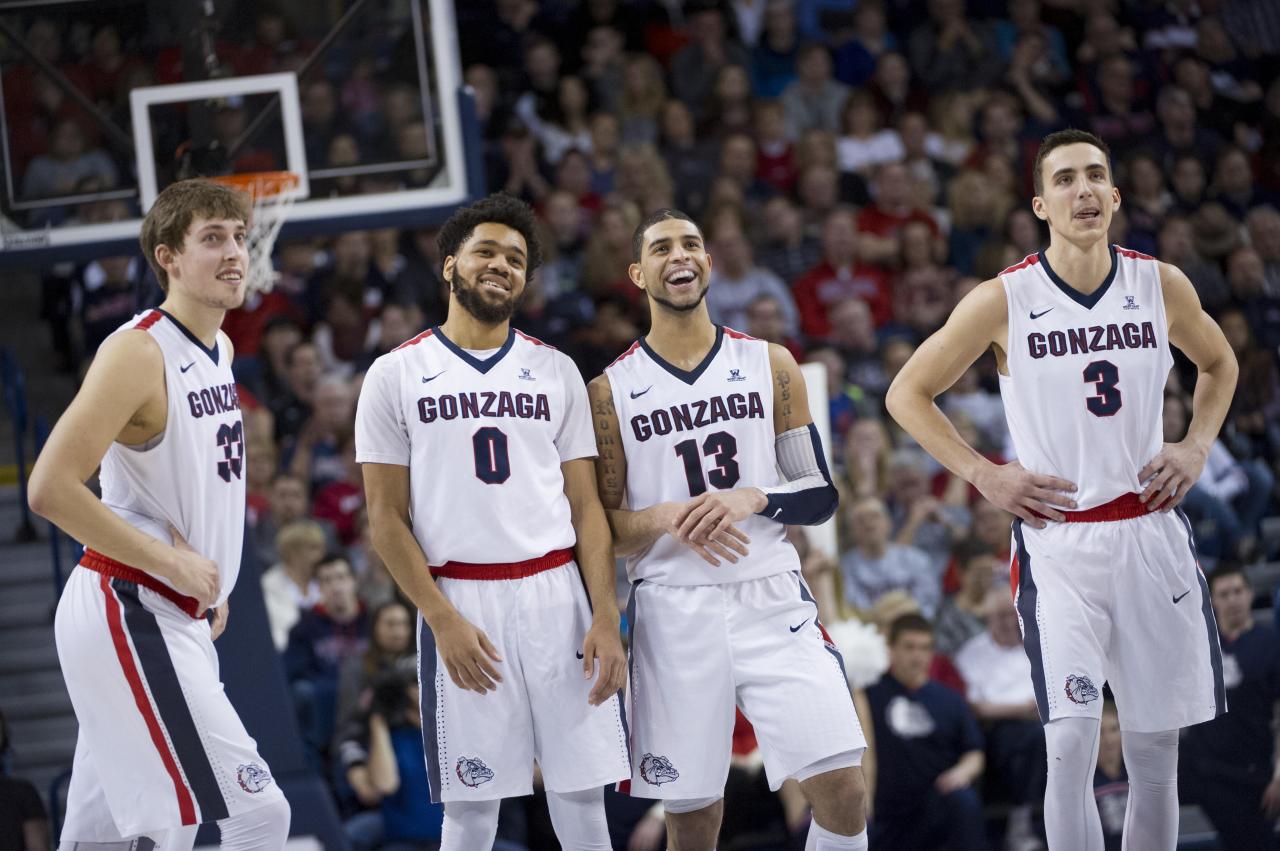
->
[1064, 674, 1100, 705]
[639, 753, 680, 785]
[456, 756, 495, 787]
[236, 763, 272, 793]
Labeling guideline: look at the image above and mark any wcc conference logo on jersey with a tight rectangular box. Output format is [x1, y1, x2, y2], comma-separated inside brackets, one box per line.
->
[456, 756, 495, 788]
[639, 753, 680, 785]
[1064, 674, 1100, 705]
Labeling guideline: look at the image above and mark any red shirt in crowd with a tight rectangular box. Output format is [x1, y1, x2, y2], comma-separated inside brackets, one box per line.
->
[792, 261, 893, 336]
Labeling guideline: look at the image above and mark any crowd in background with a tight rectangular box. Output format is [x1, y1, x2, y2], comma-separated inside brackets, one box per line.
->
[2, 0, 1280, 847]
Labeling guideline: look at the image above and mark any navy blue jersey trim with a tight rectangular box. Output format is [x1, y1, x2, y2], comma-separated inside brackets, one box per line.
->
[432, 325, 516, 374]
[1175, 509, 1227, 717]
[1012, 522, 1051, 724]
[111, 579, 230, 821]
[156, 308, 219, 364]
[1037, 245, 1118, 310]
[637, 326, 724, 386]
[418, 615, 444, 802]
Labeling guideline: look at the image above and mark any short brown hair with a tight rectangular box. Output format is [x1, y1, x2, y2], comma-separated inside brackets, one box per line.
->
[140, 179, 251, 292]
[888, 612, 934, 646]
[1032, 129, 1112, 197]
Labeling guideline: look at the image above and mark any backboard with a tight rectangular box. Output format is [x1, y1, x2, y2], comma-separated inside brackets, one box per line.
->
[0, 0, 478, 268]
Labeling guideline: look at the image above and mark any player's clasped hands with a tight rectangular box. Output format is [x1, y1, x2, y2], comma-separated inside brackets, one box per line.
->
[662, 493, 756, 566]
[974, 461, 1077, 529]
[435, 611, 504, 694]
[167, 525, 220, 612]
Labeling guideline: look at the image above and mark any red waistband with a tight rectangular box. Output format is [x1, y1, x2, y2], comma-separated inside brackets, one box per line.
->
[1036, 492, 1150, 523]
[429, 548, 574, 580]
[80, 549, 205, 619]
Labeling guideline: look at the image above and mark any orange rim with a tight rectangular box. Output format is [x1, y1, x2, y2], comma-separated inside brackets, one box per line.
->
[207, 171, 300, 199]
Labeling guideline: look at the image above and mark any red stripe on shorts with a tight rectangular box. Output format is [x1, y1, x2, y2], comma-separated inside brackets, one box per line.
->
[1009, 551, 1020, 601]
[100, 572, 198, 824]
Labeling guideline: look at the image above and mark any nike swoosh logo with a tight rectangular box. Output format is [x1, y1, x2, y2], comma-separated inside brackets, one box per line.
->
[789, 619, 808, 633]
[1030, 308, 1055, 320]
[630, 386, 652, 399]
[180, 362, 195, 373]
[422, 371, 446, 383]
[575, 651, 585, 659]
[1172, 589, 1191, 604]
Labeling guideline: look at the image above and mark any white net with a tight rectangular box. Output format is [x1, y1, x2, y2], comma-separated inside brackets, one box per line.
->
[211, 172, 301, 294]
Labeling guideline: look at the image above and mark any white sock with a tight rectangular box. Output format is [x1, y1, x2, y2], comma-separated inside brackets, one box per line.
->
[545, 786, 612, 850]
[218, 799, 291, 850]
[804, 819, 868, 850]
[440, 799, 501, 851]
[1043, 717, 1104, 851]
[1120, 729, 1179, 850]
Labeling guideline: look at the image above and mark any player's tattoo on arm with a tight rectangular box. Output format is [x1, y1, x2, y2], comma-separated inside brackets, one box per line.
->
[776, 366, 794, 432]
[589, 381, 625, 509]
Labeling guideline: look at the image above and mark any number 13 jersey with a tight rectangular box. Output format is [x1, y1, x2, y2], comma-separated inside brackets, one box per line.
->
[607, 327, 800, 586]
[999, 245, 1174, 511]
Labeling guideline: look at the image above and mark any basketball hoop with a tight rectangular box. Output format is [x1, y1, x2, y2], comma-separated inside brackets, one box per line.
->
[208, 171, 302, 294]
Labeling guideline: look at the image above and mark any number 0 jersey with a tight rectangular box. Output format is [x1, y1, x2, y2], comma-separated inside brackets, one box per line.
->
[999, 245, 1174, 511]
[606, 327, 799, 586]
[98, 309, 245, 607]
[355, 326, 596, 567]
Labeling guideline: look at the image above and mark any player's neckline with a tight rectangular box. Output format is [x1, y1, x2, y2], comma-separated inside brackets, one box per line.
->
[156, 308, 219, 364]
[638, 326, 724, 385]
[1038, 245, 1118, 311]
[432, 325, 515, 374]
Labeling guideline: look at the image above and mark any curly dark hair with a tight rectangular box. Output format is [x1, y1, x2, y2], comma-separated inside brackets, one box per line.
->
[436, 193, 543, 277]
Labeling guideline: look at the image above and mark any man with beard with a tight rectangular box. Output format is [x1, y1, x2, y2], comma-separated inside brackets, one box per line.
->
[356, 193, 629, 850]
[589, 209, 868, 850]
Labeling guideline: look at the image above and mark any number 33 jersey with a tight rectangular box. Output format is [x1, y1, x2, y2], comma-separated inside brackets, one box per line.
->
[98, 310, 245, 607]
[355, 326, 596, 567]
[606, 327, 800, 586]
[999, 246, 1174, 511]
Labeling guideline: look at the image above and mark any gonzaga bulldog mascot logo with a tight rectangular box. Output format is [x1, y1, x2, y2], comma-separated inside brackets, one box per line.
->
[639, 753, 680, 785]
[1064, 674, 1100, 705]
[456, 756, 495, 787]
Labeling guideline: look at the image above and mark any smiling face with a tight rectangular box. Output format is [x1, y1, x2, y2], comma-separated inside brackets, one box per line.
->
[158, 216, 249, 310]
[1032, 142, 1120, 246]
[443, 222, 529, 324]
[630, 217, 712, 314]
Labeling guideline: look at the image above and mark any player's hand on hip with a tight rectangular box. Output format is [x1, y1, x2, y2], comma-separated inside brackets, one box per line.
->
[1138, 440, 1207, 512]
[167, 525, 220, 611]
[654, 500, 750, 566]
[210, 601, 229, 640]
[582, 618, 626, 706]
[434, 612, 503, 694]
[974, 462, 1076, 529]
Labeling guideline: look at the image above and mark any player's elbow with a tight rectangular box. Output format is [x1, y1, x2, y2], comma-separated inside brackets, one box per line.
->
[26, 459, 60, 521]
[884, 377, 913, 428]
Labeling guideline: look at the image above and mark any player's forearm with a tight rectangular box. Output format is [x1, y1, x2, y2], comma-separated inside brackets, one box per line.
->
[574, 500, 621, 623]
[27, 473, 181, 580]
[1184, 353, 1239, 454]
[886, 385, 993, 485]
[604, 505, 669, 557]
[367, 515, 458, 628]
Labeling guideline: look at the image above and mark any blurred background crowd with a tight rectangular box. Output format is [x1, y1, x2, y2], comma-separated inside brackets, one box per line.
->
[2, 0, 1280, 848]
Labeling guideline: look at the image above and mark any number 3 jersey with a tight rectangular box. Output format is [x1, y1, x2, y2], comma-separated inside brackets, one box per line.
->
[999, 245, 1174, 511]
[355, 326, 596, 566]
[606, 327, 800, 586]
[98, 309, 245, 607]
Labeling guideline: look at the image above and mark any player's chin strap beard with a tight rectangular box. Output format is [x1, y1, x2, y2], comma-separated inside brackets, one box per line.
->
[451, 271, 525, 324]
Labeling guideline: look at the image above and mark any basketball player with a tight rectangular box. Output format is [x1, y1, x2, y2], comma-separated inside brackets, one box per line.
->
[590, 209, 868, 850]
[886, 128, 1237, 848]
[356, 194, 630, 851]
[28, 179, 290, 850]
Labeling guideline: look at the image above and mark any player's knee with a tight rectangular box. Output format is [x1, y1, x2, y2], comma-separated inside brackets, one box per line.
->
[796, 751, 867, 812]
[664, 795, 722, 815]
[218, 797, 291, 850]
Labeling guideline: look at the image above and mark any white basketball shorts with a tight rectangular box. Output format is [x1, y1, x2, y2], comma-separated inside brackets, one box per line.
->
[1012, 494, 1226, 733]
[625, 571, 865, 799]
[54, 554, 284, 841]
[417, 552, 631, 802]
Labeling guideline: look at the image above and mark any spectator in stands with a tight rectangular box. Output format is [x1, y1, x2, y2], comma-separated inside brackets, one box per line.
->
[887, 448, 970, 572]
[1245, 205, 1280, 296]
[286, 553, 370, 763]
[858, 161, 939, 267]
[1094, 700, 1128, 851]
[1153, 86, 1222, 170]
[671, 2, 749, 122]
[781, 43, 851, 137]
[866, 614, 986, 848]
[705, 218, 797, 334]
[836, 90, 904, 177]
[0, 707, 49, 851]
[907, 0, 1002, 93]
[841, 496, 940, 616]
[335, 599, 413, 730]
[616, 54, 666, 144]
[286, 374, 356, 492]
[20, 117, 118, 217]
[1220, 306, 1280, 468]
[750, 0, 801, 98]
[955, 589, 1046, 851]
[932, 538, 995, 657]
[1183, 566, 1280, 850]
[262, 517, 327, 650]
[312, 433, 365, 547]
[271, 340, 324, 445]
[338, 665, 445, 850]
[754, 99, 797, 193]
[794, 207, 893, 336]
[1157, 214, 1230, 313]
[744, 294, 804, 363]
[1086, 54, 1156, 156]
[757, 195, 823, 286]
[658, 100, 717, 216]
[73, 254, 143, 363]
[1228, 246, 1280, 352]
[253, 468, 335, 568]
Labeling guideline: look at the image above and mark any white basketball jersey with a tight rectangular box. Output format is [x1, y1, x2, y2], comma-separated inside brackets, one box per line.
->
[606, 327, 799, 585]
[999, 246, 1173, 511]
[99, 309, 246, 606]
[355, 326, 595, 566]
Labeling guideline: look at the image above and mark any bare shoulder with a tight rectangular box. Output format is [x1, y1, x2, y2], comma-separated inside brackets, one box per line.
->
[952, 277, 1008, 322]
[1155, 260, 1204, 320]
[766, 341, 801, 372]
[90, 326, 165, 382]
[587, 373, 614, 409]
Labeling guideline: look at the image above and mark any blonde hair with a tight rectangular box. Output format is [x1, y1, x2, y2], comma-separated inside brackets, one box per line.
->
[275, 519, 326, 558]
[140, 179, 251, 292]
